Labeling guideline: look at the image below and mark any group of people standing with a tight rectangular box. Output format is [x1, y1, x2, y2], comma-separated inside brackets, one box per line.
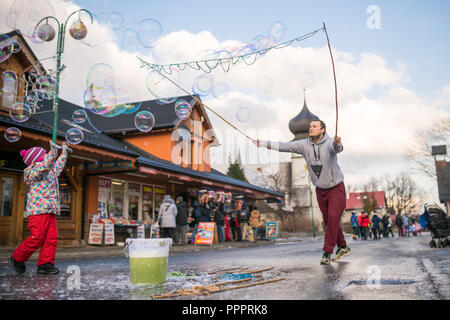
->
[187, 200, 262, 244]
[155, 194, 261, 246]
[350, 211, 422, 240]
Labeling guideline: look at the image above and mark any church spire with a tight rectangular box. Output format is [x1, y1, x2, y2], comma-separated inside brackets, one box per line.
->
[288, 88, 319, 140]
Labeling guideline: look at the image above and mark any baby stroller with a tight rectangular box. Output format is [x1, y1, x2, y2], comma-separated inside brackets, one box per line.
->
[422, 203, 450, 248]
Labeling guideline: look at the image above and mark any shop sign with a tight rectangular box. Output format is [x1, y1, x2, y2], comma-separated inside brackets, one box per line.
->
[154, 187, 165, 194]
[195, 222, 216, 245]
[104, 224, 115, 245]
[179, 175, 191, 181]
[88, 223, 104, 245]
[202, 180, 213, 186]
[88, 161, 133, 170]
[245, 189, 254, 194]
[137, 225, 145, 239]
[143, 185, 153, 193]
[265, 222, 278, 240]
[99, 178, 111, 188]
[139, 166, 157, 175]
[0, 151, 26, 171]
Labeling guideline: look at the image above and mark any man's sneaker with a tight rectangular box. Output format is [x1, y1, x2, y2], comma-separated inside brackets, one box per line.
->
[320, 252, 332, 265]
[332, 246, 351, 262]
[37, 263, 59, 275]
[10, 256, 25, 274]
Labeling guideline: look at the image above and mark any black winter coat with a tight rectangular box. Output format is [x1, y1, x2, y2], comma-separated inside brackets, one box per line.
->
[176, 202, 188, 226]
[214, 210, 225, 226]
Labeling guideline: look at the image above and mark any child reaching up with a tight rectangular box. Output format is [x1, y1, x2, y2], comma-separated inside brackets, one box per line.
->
[11, 140, 70, 275]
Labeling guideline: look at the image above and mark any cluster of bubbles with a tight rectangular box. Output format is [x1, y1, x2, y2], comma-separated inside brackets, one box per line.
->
[1, 33, 32, 143]
[3, 100, 32, 142]
[1, 34, 60, 143]
[82, 63, 159, 134]
[91, 9, 164, 52]
[83, 63, 142, 118]
[191, 73, 230, 100]
[188, 21, 287, 124]
[5, 0, 60, 53]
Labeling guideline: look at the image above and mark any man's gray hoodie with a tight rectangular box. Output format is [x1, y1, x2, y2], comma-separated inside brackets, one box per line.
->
[263, 133, 344, 189]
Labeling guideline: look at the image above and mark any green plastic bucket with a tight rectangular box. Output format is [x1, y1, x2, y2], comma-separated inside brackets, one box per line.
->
[125, 238, 172, 284]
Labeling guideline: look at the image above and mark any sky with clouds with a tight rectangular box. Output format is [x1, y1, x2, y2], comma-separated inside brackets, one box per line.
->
[1, 0, 449, 204]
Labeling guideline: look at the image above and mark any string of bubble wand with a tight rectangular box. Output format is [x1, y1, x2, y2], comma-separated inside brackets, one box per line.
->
[138, 24, 339, 141]
[139, 57, 253, 141]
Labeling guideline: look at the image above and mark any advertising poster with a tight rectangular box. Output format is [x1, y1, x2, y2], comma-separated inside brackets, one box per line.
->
[104, 224, 115, 245]
[265, 222, 278, 240]
[195, 222, 216, 245]
[137, 225, 145, 239]
[88, 223, 104, 245]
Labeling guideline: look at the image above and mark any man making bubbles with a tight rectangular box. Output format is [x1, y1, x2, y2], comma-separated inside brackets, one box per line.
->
[253, 120, 350, 265]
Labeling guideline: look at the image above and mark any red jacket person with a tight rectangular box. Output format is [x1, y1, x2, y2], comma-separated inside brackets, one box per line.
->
[10, 140, 69, 275]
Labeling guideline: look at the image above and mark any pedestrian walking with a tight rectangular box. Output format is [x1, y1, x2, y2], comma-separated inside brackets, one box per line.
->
[387, 218, 395, 237]
[188, 201, 201, 244]
[381, 214, 389, 238]
[395, 214, 403, 237]
[224, 212, 232, 241]
[230, 210, 241, 241]
[254, 119, 350, 265]
[350, 212, 359, 240]
[213, 203, 225, 243]
[403, 214, 411, 237]
[358, 212, 370, 240]
[175, 196, 189, 245]
[157, 195, 178, 240]
[237, 201, 249, 242]
[249, 206, 261, 243]
[11, 141, 69, 275]
[371, 213, 381, 240]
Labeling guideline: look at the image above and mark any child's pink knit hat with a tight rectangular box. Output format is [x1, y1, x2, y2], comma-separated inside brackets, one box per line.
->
[20, 147, 46, 166]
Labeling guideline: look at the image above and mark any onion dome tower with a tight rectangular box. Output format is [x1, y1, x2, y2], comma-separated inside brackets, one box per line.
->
[288, 89, 319, 140]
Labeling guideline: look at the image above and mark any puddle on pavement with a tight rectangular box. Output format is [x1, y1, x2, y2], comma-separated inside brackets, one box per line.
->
[0, 264, 286, 300]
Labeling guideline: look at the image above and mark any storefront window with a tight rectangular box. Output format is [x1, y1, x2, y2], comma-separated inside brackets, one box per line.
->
[0, 177, 14, 217]
[59, 180, 71, 219]
[98, 178, 111, 218]
[142, 185, 153, 221]
[110, 180, 125, 218]
[127, 183, 140, 220]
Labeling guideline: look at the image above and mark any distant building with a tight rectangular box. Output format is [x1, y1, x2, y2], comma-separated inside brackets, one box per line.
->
[345, 191, 386, 213]
[341, 191, 387, 231]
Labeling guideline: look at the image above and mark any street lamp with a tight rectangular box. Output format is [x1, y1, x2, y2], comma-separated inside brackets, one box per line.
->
[33, 9, 93, 143]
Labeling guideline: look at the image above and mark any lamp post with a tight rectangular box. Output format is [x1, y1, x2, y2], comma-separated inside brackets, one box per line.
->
[33, 9, 93, 143]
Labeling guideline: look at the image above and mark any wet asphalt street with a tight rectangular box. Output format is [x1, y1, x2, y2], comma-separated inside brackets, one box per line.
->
[0, 232, 448, 300]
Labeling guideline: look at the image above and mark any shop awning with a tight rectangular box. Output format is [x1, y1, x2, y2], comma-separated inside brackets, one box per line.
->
[137, 156, 283, 199]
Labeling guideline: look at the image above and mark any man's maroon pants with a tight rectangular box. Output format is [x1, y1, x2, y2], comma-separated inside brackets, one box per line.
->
[316, 182, 347, 254]
[13, 214, 58, 266]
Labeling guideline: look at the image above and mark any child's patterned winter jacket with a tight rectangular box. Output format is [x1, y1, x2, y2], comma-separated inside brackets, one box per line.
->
[24, 148, 68, 216]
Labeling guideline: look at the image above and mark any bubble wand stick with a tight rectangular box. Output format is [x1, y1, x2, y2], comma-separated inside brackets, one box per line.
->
[323, 22, 339, 138]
